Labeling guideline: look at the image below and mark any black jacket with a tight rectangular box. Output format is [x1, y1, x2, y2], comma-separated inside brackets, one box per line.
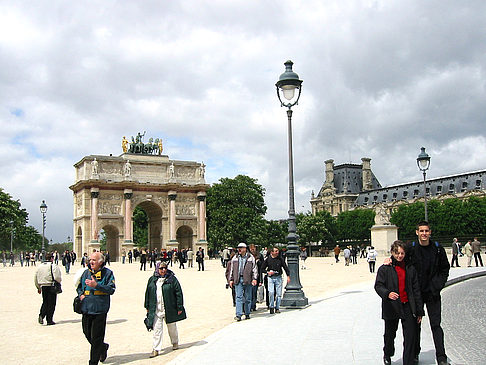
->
[407, 241, 450, 298]
[375, 257, 425, 320]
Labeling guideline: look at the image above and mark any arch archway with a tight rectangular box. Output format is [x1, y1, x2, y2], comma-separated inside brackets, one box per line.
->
[100, 225, 120, 261]
[135, 201, 163, 251]
[76, 226, 83, 258]
[176, 225, 193, 250]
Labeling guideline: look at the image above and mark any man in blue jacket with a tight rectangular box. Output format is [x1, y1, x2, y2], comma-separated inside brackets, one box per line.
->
[77, 251, 116, 365]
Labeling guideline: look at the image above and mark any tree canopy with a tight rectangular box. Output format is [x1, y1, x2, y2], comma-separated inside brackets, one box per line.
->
[296, 211, 337, 246]
[335, 209, 375, 242]
[207, 175, 267, 250]
[0, 188, 43, 252]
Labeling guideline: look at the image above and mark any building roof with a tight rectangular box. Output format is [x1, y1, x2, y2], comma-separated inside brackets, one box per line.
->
[332, 163, 382, 194]
[354, 169, 486, 206]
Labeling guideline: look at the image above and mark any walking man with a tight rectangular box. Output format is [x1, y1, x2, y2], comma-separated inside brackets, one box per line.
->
[229, 243, 257, 321]
[35, 252, 62, 325]
[464, 240, 473, 267]
[262, 247, 290, 314]
[409, 221, 450, 365]
[77, 252, 116, 365]
[333, 245, 340, 263]
[196, 247, 205, 271]
[471, 237, 483, 267]
[450, 238, 460, 267]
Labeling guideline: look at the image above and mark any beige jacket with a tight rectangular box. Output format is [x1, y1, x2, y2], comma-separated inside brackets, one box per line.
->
[35, 261, 62, 290]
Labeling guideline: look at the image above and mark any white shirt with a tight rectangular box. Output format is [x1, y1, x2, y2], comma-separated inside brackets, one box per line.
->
[156, 277, 166, 317]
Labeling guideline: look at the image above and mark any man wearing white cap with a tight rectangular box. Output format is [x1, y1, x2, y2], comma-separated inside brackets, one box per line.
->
[229, 243, 258, 321]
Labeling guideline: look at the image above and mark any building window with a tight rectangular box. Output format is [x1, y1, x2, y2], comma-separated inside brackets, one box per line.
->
[436, 185, 442, 195]
[426, 187, 430, 196]
[413, 189, 419, 197]
[476, 179, 481, 189]
[364, 197, 369, 204]
[373, 195, 378, 202]
[403, 191, 408, 198]
[392, 192, 397, 201]
[462, 181, 468, 192]
[449, 183, 455, 193]
[382, 194, 388, 201]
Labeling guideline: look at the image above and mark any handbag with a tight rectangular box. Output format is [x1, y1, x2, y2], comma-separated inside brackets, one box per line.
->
[50, 263, 62, 294]
[73, 296, 83, 314]
[257, 285, 264, 303]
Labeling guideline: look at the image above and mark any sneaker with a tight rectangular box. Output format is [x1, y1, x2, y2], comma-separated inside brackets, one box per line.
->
[149, 350, 159, 358]
[244, 314, 250, 320]
[38, 315, 43, 325]
[46, 321, 56, 326]
[275, 309, 280, 313]
[383, 355, 391, 365]
[269, 308, 274, 314]
[234, 316, 241, 321]
[100, 343, 109, 362]
[172, 343, 179, 350]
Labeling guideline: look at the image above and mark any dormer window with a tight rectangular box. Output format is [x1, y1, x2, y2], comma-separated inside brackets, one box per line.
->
[449, 184, 455, 193]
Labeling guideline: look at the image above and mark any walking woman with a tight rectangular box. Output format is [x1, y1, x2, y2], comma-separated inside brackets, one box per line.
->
[144, 262, 186, 358]
[375, 240, 424, 365]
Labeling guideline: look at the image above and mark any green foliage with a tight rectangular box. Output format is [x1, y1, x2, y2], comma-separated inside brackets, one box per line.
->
[0, 188, 43, 251]
[296, 211, 337, 245]
[207, 175, 267, 250]
[390, 196, 486, 239]
[133, 206, 148, 247]
[335, 209, 375, 241]
[264, 220, 288, 246]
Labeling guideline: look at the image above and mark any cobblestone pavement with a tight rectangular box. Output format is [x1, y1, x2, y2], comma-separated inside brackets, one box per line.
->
[442, 276, 486, 365]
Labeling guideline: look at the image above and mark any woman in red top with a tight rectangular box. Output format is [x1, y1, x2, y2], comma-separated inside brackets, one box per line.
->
[375, 240, 424, 365]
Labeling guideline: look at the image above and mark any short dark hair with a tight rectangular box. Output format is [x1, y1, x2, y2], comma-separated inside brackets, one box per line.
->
[416, 220, 430, 230]
[390, 240, 407, 253]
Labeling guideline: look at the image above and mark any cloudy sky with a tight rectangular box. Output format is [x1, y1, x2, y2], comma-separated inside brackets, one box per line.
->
[1, 0, 486, 243]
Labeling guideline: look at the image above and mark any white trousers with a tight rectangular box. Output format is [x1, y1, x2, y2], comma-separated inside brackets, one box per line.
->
[153, 315, 178, 351]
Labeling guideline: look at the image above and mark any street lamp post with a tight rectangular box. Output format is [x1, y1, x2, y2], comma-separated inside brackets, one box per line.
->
[276, 60, 308, 308]
[417, 147, 431, 221]
[10, 221, 14, 252]
[40, 200, 48, 255]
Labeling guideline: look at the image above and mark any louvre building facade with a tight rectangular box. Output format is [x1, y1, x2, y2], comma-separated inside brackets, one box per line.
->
[310, 157, 486, 217]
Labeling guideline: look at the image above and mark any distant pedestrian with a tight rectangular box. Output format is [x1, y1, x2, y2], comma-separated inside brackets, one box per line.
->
[351, 246, 358, 264]
[128, 250, 133, 264]
[464, 241, 473, 267]
[300, 247, 308, 269]
[144, 262, 186, 358]
[121, 249, 126, 264]
[104, 251, 110, 266]
[9, 252, 14, 266]
[140, 249, 147, 271]
[343, 246, 351, 266]
[360, 244, 367, 258]
[196, 247, 205, 271]
[178, 249, 186, 269]
[62, 250, 71, 274]
[367, 246, 378, 273]
[187, 248, 193, 268]
[333, 245, 340, 263]
[471, 237, 483, 267]
[225, 251, 236, 307]
[81, 253, 88, 268]
[450, 238, 460, 267]
[375, 240, 424, 365]
[35, 252, 62, 326]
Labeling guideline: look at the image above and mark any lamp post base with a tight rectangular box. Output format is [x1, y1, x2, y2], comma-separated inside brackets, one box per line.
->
[281, 290, 309, 308]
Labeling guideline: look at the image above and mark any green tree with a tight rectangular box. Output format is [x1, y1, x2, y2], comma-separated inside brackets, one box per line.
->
[264, 219, 288, 247]
[0, 188, 42, 251]
[207, 175, 267, 250]
[133, 206, 148, 247]
[336, 209, 375, 241]
[296, 211, 337, 246]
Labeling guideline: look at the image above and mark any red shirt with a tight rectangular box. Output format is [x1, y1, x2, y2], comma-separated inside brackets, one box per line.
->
[395, 261, 408, 303]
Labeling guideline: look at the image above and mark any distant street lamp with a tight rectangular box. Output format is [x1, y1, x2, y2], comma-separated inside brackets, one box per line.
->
[10, 221, 14, 252]
[40, 200, 48, 254]
[417, 147, 431, 221]
[276, 60, 308, 308]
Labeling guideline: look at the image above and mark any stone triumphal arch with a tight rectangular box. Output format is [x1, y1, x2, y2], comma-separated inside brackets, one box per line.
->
[70, 140, 209, 261]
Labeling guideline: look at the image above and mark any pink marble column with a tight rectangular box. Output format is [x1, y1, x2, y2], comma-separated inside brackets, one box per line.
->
[168, 191, 177, 242]
[124, 189, 133, 242]
[90, 188, 99, 241]
[197, 193, 207, 241]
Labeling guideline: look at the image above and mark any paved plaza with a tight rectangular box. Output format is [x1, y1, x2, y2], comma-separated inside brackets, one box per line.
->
[0, 253, 484, 364]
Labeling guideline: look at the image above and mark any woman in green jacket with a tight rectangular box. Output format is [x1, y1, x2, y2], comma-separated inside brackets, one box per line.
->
[144, 261, 186, 358]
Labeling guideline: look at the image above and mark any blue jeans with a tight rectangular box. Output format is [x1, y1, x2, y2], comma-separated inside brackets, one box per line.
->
[268, 275, 283, 309]
[235, 281, 252, 317]
[65, 261, 70, 274]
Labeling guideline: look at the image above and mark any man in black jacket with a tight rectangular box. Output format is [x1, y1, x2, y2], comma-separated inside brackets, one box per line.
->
[261, 247, 290, 314]
[409, 221, 450, 365]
